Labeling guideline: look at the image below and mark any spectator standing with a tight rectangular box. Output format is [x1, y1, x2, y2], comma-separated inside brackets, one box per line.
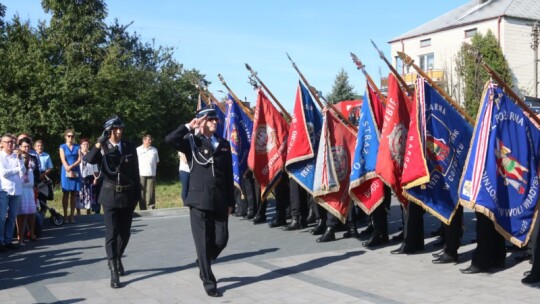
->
[34, 140, 54, 212]
[136, 134, 159, 210]
[16, 138, 40, 244]
[34, 139, 53, 181]
[0, 134, 25, 251]
[178, 151, 190, 202]
[77, 139, 97, 215]
[59, 129, 82, 223]
[16, 151, 38, 245]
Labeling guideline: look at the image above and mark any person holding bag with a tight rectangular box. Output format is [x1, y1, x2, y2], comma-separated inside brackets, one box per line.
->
[59, 129, 82, 224]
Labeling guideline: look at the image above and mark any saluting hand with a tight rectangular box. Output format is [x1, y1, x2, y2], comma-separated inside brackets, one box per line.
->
[188, 115, 207, 132]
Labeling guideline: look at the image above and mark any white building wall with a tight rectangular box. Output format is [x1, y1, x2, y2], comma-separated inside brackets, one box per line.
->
[389, 17, 538, 102]
[501, 18, 537, 96]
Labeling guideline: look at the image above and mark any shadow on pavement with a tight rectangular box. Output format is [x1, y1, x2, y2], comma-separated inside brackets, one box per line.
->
[219, 249, 365, 292]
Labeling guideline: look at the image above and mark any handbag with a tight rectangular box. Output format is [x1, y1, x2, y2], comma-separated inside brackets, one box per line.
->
[38, 176, 54, 200]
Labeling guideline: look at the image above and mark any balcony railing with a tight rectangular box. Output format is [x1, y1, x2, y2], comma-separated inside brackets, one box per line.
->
[380, 69, 445, 91]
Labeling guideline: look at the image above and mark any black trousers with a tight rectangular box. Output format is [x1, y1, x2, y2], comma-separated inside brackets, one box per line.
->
[472, 212, 506, 270]
[443, 205, 463, 258]
[190, 207, 229, 292]
[372, 186, 392, 235]
[402, 202, 425, 251]
[530, 213, 540, 276]
[103, 204, 136, 260]
[243, 172, 259, 216]
[271, 175, 290, 220]
[289, 179, 308, 220]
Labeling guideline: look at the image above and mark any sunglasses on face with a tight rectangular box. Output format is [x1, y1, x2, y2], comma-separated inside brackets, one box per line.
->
[66, 135, 74, 138]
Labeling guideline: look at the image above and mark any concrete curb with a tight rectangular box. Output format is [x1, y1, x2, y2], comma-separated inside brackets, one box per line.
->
[133, 207, 189, 218]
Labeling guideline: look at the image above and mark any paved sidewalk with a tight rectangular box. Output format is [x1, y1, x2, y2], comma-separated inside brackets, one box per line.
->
[0, 199, 538, 303]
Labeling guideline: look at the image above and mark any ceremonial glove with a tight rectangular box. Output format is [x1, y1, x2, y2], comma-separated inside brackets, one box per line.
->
[98, 129, 111, 145]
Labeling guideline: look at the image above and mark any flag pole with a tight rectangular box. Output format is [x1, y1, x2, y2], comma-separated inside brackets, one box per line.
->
[370, 39, 414, 97]
[200, 84, 227, 113]
[350, 52, 387, 106]
[480, 57, 540, 126]
[244, 63, 292, 121]
[286, 52, 358, 132]
[398, 51, 475, 125]
[217, 74, 255, 120]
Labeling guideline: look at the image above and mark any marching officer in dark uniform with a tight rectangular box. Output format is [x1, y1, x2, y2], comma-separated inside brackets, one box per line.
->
[86, 116, 141, 289]
[165, 108, 235, 297]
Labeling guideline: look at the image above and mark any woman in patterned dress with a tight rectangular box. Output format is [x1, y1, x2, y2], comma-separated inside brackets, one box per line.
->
[77, 139, 97, 215]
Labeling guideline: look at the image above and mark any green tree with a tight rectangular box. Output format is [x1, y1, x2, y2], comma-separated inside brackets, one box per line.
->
[0, 0, 206, 179]
[326, 68, 360, 104]
[455, 30, 513, 118]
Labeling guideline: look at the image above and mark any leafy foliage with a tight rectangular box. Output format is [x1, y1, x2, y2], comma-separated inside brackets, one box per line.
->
[455, 30, 513, 118]
[326, 68, 360, 104]
[0, 0, 206, 178]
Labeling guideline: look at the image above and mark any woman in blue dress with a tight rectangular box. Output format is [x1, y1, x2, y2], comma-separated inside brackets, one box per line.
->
[59, 129, 82, 223]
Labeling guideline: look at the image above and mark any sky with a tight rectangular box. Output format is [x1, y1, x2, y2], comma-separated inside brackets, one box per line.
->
[2, 0, 470, 112]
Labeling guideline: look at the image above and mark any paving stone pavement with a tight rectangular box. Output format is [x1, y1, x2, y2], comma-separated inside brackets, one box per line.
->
[1, 198, 538, 303]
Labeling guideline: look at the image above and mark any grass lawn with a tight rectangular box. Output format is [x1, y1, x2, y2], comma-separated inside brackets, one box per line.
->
[45, 180, 184, 213]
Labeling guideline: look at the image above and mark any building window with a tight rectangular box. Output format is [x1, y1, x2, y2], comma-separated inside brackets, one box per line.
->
[419, 53, 434, 70]
[465, 28, 477, 38]
[420, 38, 431, 47]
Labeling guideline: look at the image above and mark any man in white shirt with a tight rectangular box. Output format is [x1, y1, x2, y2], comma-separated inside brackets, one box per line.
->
[136, 134, 159, 210]
[0, 134, 25, 251]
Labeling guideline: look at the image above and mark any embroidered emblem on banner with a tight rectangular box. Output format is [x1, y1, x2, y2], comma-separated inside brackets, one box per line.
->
[255, 124, 276, 154]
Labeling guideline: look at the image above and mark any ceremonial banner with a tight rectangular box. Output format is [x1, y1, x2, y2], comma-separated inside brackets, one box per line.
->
[349, 85, 386, 214]
[285, 81, 323, 193]
[375, 73, 412, 205]
[248, 89, 289, 200]
[224, 94, 253, 192]
[313, 109, 356, 223]
[459, 82, 540, 247]
[402, 77, 473, 224]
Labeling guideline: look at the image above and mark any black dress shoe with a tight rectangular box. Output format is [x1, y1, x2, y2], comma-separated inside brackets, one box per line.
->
[310, 221, 326, 235]
[283, 219, 307, 231]
[268, 218, 286, 228]
[343, 226, 359, 239]
[252, 215, 267, 224]
[390, 247, 405, 254]
[391, 232, 404, 242]
[521, 273, 540, 285]
[359, 224, 374, 237]
[206, 288, 222, 297]
[117, 258, 125, 276]
[245, 213, 255, 220]
[432, 250, 444, 258]
[460, 265, 484, 274]
[316, 227, 335, 243]
[432, 253, 458, 264]
[362, 234, 389, 248]
[108, 259, 121, 289]
[306, 210, 316, 224]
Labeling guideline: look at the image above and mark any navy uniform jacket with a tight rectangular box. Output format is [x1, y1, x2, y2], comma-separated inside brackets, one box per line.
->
[165, 125, 235, 214]
[86, 140, 141, 208]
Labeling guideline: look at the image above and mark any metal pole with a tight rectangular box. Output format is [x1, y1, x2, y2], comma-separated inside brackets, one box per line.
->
[532, 22, 539, 98]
